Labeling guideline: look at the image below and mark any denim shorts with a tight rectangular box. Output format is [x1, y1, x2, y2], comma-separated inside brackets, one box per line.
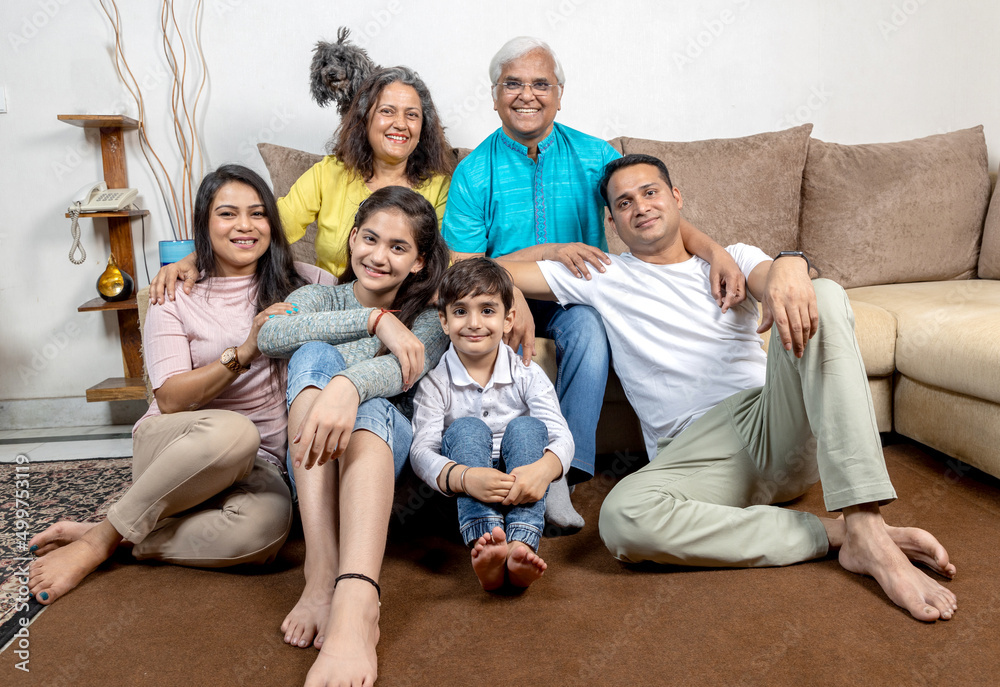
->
[285, 341, 412, 497]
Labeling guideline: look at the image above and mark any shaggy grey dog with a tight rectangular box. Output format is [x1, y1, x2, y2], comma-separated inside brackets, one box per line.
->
[309, 27, 379, 117]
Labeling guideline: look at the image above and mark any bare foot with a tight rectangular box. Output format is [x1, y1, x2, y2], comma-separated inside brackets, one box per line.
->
[470, 526, 508, 592]
[838, 508, 957, 622]
[29, 521, 97, 557]
[304, 578, 380, 687]
[885, 525, 956, 578]
[506, 541, 547, 588]
[822, 515, 956, 578]
[281, 574, 336, 649]
[28, 520, 122, 605]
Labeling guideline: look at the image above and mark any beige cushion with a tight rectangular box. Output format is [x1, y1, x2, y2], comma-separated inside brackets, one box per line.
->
[849, 280, 1000, 404]
[136, 286, 154, 404]
[257, 143, 325, 264]
[978, 166, 1000, 279]
[607, 125, 812, 257]
[799, 127, 991, 289]
[846, 298, 897, 377]
[895, 376, 1000, 479]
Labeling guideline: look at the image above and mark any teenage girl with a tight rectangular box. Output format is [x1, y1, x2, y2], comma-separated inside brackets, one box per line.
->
[257, 185, 450, 687]
[28, 164, 333, 603]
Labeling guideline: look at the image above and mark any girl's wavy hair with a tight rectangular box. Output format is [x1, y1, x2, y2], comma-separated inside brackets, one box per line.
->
[341, 186, 450, 354]
[193, 164, 308, 312]
[330, 66, 454, 186]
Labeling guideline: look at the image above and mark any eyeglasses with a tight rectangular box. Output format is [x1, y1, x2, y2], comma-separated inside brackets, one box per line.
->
[497, 80, 559, 95]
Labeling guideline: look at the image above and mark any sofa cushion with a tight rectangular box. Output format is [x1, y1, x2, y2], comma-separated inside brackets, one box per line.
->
[844, 298, 897, 377]
[894, 375, 1000, 478]
[799, 127, 991, 289]
[848, 280, 1000, 404]
[978, 165, 1000, 279]
[607, 124, 812, 257]
[258, 143, 325, 264]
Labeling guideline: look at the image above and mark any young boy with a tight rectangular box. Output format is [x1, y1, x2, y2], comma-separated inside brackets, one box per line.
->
[409, 257, 574, 591]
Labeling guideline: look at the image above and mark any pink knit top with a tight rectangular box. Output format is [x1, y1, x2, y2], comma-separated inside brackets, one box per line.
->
[135, 263, 335, 469]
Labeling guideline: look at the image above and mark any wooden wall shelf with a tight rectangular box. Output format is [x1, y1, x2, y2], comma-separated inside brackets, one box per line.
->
[64, 209, 149, 219]
[61, 113, 146, 402]
[85, 377, 148, 402]
[58, 114, 140, 129]
[78, 297, 138, 313]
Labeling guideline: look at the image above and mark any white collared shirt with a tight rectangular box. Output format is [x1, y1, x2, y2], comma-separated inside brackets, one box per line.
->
[409, 342, 574, 495]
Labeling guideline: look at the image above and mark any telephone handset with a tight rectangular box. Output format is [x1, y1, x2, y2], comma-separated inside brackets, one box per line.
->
[68, 182, 139, 264]
[69, 181, 138, 213]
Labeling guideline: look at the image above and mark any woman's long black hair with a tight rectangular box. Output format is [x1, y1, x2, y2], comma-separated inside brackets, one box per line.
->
[341, 186, 450, 351]
[193, 164, 308, 310]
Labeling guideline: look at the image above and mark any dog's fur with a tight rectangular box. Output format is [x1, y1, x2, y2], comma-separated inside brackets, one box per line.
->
[310, 27, 379, 117]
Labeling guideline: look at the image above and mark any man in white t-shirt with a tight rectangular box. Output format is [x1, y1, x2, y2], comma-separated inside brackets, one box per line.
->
[499, 154, 958, 623]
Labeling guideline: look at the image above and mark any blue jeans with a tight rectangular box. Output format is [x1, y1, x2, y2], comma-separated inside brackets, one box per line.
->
[284, 342, 411, 498]
[442, 415, 549, 551]
[528, 299, 610, 481]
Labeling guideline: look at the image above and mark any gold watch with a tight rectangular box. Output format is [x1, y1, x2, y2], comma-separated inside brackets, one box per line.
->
[220, 346, 250, 374]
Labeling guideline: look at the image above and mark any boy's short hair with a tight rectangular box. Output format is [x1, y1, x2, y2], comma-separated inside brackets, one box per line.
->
[437, 257, 515, 313]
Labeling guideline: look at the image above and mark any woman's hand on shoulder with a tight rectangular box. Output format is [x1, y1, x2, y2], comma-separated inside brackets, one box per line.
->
[368, 311, 424, 390]
[291, 376, 360, 470]
[149, 252, 199, 305]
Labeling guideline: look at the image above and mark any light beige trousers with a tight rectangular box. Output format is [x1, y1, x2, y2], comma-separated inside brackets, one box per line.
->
[106, 409, 292, 567]
[599, 279, 896, 568]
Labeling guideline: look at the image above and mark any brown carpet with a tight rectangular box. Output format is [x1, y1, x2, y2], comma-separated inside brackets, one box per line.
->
[9, 439, 1000, 686]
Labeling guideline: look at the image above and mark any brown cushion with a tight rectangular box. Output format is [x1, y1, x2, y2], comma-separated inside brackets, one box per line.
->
[799, 127, 991, 289]
[607, 125, 812, 257]
[979, 166, 1000, 279]
[257, 142, 325, 264]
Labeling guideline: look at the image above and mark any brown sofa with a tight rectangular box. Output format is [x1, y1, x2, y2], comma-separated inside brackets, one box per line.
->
[257, 124, 1000, 479]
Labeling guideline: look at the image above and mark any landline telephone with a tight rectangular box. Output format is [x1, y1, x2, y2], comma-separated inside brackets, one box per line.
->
[68, 181, 138, 264]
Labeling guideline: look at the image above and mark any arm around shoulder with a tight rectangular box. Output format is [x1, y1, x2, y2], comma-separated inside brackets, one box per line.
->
[496, 259, 557, 301]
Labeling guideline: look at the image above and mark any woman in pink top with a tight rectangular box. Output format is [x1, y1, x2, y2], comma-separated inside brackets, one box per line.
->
[28, 165, 333, 605]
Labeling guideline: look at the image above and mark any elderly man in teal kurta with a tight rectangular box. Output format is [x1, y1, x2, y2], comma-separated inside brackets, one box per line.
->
[443, 36, 743, 528]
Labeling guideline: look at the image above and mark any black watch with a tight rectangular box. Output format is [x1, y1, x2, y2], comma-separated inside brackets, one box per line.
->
[773, 251, 812, 273]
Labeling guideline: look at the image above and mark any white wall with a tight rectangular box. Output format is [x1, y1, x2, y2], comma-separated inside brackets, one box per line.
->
[2, 0, 998, 427]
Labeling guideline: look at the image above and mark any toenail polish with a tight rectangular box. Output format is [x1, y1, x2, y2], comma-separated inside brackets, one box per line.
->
[40, 592, 48, 601]
[30, 544, 38, 552]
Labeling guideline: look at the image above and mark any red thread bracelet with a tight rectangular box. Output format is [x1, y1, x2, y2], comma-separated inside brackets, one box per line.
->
[372, 307, 400, 334]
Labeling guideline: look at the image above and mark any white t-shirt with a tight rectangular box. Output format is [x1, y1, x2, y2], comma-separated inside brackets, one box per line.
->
[538, 244, 770, 459]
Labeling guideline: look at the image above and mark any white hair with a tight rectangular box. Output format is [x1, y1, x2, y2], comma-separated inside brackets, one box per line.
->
[488, 36, 566, 85]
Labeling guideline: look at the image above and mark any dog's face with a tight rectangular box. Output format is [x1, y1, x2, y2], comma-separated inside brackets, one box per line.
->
[310, 38, 376, 110]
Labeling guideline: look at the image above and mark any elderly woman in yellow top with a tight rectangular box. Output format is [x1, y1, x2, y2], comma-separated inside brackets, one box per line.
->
[151, 65, 453, 297]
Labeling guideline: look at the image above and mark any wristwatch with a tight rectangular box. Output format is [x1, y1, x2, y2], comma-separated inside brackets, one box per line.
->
[220, 346, 250, 374]
[773, 250, 813, 273]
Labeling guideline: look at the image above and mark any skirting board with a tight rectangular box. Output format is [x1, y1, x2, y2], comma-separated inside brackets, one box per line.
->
[0, 396, 146, 430]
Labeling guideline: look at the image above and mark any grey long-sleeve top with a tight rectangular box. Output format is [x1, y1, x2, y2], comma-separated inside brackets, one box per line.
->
[257, 281, 448, 414]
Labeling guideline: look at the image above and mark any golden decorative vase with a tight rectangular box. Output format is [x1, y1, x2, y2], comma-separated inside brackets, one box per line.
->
[97, 254, 134, 302]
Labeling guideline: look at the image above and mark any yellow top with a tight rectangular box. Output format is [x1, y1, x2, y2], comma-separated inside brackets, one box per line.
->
[278, 155, 450, 277]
